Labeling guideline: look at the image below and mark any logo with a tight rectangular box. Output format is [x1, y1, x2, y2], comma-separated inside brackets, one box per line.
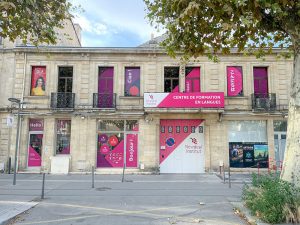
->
[149, 94, 154, 99]
[190, 138, 198, 145]
[166, 137, 175, 147]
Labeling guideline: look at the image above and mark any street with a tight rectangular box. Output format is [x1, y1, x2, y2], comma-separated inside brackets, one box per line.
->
[0, 173, 248, 225]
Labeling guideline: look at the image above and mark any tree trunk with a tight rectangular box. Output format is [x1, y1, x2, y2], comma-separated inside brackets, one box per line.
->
[281, 52, 300, 186]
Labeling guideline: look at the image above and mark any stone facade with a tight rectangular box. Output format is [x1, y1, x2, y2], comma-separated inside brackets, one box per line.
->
[0, 45, 291, 174]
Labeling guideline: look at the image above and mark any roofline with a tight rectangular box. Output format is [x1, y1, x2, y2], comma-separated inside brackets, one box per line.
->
[0, 46, 291, 56]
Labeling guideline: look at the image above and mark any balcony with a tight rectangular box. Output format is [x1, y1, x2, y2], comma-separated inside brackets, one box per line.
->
[93, 93, 116, 108]
[251, 93, 276, 112]
[51, 93, 75, 109]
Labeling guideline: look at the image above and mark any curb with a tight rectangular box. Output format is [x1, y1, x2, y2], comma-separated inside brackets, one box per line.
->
[0, 201, 38, 225]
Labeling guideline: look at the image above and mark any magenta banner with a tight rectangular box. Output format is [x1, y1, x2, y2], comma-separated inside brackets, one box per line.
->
[29, 119, 44, 131]
[125, 67, 140, 96]
[126, 134, 138, 167]
[144, 92, 224, 108]
[227, 66, 243, 96]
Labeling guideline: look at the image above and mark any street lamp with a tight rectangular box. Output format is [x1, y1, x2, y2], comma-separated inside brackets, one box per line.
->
[8, 97, 21, 185]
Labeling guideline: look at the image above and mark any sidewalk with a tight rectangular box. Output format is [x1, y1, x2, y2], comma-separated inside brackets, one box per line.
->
[0, 173, 246, 225]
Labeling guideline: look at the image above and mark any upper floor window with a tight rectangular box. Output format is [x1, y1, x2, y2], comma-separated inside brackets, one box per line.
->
[227, 66, 243, 97]
[185, 67, 200, 92]
[58, 67, 73, 93]
[164, 67, 179, 92]
[125, 67, 140, 96]
[31, 66, 46, 96]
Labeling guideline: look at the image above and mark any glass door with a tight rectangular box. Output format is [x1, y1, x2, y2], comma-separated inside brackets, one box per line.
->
[27, 133, 43, 167]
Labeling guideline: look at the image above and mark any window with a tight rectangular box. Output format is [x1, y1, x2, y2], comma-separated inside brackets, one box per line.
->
[228, 121, 268, 168]
[253, 67, 268, 96]
[97, 120, 139, 168]
[164, 67, 179, 92]
[31, 66, 46, 96]
[185, 67, 200, 92]
[227, 66, 243, 97]
[125, 67, 140, 96]
[58, 67, 73, 93]
[56, 120, 71, 154]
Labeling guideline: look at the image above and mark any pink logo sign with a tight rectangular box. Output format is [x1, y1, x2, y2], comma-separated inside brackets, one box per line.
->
[29, 119, 44, 131]
[144, 92, 224, 108]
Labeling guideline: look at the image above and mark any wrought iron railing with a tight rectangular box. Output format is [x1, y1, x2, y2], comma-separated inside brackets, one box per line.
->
[93, 93, 116, 108]
[51, 93, 75, 109]
[251, 93, 276, 111]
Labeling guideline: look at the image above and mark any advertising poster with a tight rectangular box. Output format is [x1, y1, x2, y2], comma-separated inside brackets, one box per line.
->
[31, 66, 46, 96]
[229, 142, 244, 167]
[125, 67, 140, 96]
[254, 144, 269, 168]
[242, 144, 255, 167]
[229, 142, 268, 168]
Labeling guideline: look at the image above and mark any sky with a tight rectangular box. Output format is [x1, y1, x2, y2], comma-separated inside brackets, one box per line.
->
[70, 0, 164, 47]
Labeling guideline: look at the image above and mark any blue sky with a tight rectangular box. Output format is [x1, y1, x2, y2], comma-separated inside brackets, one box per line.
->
[70, 0, 164, 47]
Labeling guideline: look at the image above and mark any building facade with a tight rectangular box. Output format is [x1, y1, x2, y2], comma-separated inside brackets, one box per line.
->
[0, 42, 291, 173]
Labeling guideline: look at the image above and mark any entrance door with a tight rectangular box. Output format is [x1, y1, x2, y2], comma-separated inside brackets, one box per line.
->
[159, 119, 205, 173]
[98, 67, 114, 107]
[253, 67, 268, 96]
[28, 133, 43, 167]
[274, 132, 286, 168]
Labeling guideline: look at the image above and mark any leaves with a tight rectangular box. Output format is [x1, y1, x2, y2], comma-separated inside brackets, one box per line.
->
[0, 0, 73, 46]
[144, 0, 299, 59]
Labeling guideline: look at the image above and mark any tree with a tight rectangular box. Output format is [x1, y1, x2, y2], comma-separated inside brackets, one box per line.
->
[145, 0, 300, 185]
[0, 0, 73, 45]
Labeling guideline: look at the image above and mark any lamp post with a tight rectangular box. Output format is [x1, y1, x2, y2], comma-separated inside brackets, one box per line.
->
[8, 97, 21, 185]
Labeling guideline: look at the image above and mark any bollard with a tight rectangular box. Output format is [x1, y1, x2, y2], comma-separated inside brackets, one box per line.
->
[8, 157, 11, 174]
[122, 162, 125, 182]
[41, 173, 45, 199]
[223, 166, 226, 184]
[92, 166, 95, 188]
[228, 166, 231, 188]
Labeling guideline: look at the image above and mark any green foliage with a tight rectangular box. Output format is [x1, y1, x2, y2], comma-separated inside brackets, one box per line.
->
[243, 174, 300, 224]
[144, 0, 300, 59]
[0, 0, 75, 45]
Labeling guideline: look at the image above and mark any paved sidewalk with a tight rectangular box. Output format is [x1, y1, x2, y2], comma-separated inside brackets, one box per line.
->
[0, 173, 247, 225]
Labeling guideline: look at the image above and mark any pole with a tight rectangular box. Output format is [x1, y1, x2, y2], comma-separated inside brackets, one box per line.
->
[41, 173, 45, 199]
[228, 165, 231, 188]
[92, 166, 95, 188]
[13, 102, 21, 185]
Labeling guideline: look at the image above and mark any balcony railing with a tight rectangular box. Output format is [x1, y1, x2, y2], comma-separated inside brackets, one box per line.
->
[251, 93, 276, 112]
[93, 93, 116, 108]
[51, 92, 75, 109]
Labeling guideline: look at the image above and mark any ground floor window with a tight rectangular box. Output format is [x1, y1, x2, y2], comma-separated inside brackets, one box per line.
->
[228, 121, 268, 168]
[56, 120, 71, 154]
[97, 120, 138, 168]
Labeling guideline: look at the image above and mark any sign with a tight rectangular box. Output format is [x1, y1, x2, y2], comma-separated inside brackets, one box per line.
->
[6, 116, 13, 127]
[29, 119, 44, 131]
[144, 92, 224, 108]
[227, 66, 243, 96]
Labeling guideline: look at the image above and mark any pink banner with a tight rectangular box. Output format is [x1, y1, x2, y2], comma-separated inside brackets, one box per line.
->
[126, 134, 138, 167]
[227, 66, 243, 96]
[28, 146, 41, 167]
[144, 92, 224, 108]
